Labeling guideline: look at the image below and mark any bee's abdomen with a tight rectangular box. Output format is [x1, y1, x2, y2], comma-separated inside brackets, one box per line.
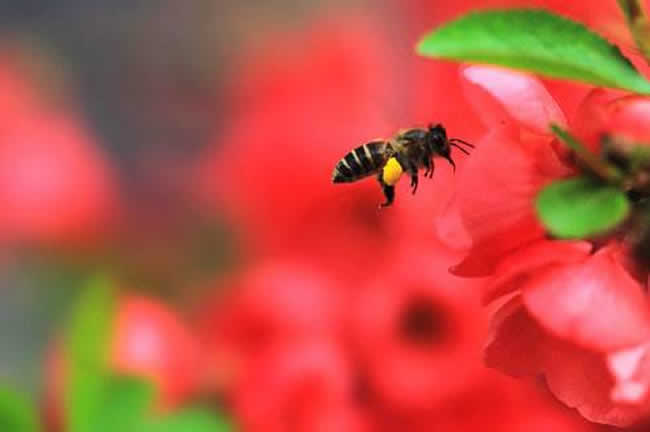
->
[332, 141, 387, 183]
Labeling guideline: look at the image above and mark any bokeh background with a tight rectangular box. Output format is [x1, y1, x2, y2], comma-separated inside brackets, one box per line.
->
[0, 0, 638, 430]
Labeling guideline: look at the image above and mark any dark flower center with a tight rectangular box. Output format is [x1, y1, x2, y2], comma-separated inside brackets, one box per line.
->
[399, 295, 449, 346]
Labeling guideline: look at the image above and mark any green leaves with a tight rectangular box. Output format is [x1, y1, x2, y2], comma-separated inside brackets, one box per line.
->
[144, 410, 232, 432]
[65, 276, 115, 432]
[0, 387, 39, 432]
[536, 177, 630, 238]
[417, 9, 650, 93]
[94, 377, 232, 432]
[93, 377, 155, 432]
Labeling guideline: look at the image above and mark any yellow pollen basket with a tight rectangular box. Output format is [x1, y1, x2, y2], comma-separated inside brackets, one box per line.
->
[382, 157, 403, 186]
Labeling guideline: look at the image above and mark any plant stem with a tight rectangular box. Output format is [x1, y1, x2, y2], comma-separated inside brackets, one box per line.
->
[618, 0, 650, 64]
[550, 124, 622, 183]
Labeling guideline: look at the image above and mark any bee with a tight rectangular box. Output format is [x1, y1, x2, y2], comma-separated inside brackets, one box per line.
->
[332, 123, 474, 207]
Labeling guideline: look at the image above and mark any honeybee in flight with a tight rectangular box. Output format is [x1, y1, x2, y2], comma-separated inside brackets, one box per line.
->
[332, 124, 474, 207]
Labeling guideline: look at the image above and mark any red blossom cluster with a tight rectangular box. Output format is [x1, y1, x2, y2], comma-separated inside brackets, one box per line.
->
[191, 8, 613, 431]
[448, 64, 650, 426]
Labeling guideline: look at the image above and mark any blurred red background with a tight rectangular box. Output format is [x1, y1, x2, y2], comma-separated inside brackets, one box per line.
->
[0, 0, 646, 431]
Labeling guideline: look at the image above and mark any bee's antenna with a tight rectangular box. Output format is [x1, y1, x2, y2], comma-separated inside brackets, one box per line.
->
[449, 138, 474, 148]
[450, 142, 471, 155]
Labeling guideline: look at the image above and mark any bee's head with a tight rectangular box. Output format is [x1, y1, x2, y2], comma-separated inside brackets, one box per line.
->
[427, 124, 474, 172]
[426, 123, 450, 157]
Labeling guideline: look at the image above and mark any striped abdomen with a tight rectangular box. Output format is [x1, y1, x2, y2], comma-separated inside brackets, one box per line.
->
[332, 141, 388, 183]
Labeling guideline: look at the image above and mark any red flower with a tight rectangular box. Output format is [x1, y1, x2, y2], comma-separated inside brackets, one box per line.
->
[349, 243, 487, 414]
[110, 295, 202, 409]
[196, 260, 343, 394]
[442, 64, 650, 425]
[0, 54, 118, 248]
[233, 340, 368, 432]
[0, 113, 118, 247]
[487, 293, 650, 427]
[372, 371, 601, 432]
[195, 260, 374, 431]
[487, 241, 650, 349]
[451, 67, 573, 275]
[449, 66, 650, 277]
[348, 241, 600, 431]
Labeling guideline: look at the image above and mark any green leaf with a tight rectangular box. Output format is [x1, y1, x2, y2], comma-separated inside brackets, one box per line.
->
[64, 275, 115, 432]
[0, 386, 39, 432]
[144, 410, 233, 432]
[417, 9, 650, 94]
[536, 176, 630, 238]
[94, 376, 155, 432]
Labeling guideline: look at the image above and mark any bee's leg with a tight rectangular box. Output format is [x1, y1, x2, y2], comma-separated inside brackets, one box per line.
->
[423, 157, 434, 178]
[410, 172, 418, 194]
[380, 184, 395, 208]
[407, 164, 419, 194]
[377, 172, 395, 208]
[396, 154, 418, 195]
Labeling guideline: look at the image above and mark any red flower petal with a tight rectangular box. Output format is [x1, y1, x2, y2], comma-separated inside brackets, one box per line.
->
[571, 88, 620, 153]
[608, 96, 650, 142]
[484, 295, 547, 377]
[462, 65, 567, 135]
[111, 296, 201, 410]
[484, 240, 592, 304]
[544, 339, 649, 427]
[433, 194, 473, 252]
[452, 127, 570, 276]
[608, 343, 650, 404]
[197, 260, 342, 360]
[0, 114, 118, 248]
[195, 259, 347, 399]
[233, 340, 360, 432]
[523, 248, 650, 352]
[485, 295, 650, 426]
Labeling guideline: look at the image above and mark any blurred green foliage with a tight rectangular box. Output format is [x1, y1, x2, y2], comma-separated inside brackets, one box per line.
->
[0, 386, 39, 432]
